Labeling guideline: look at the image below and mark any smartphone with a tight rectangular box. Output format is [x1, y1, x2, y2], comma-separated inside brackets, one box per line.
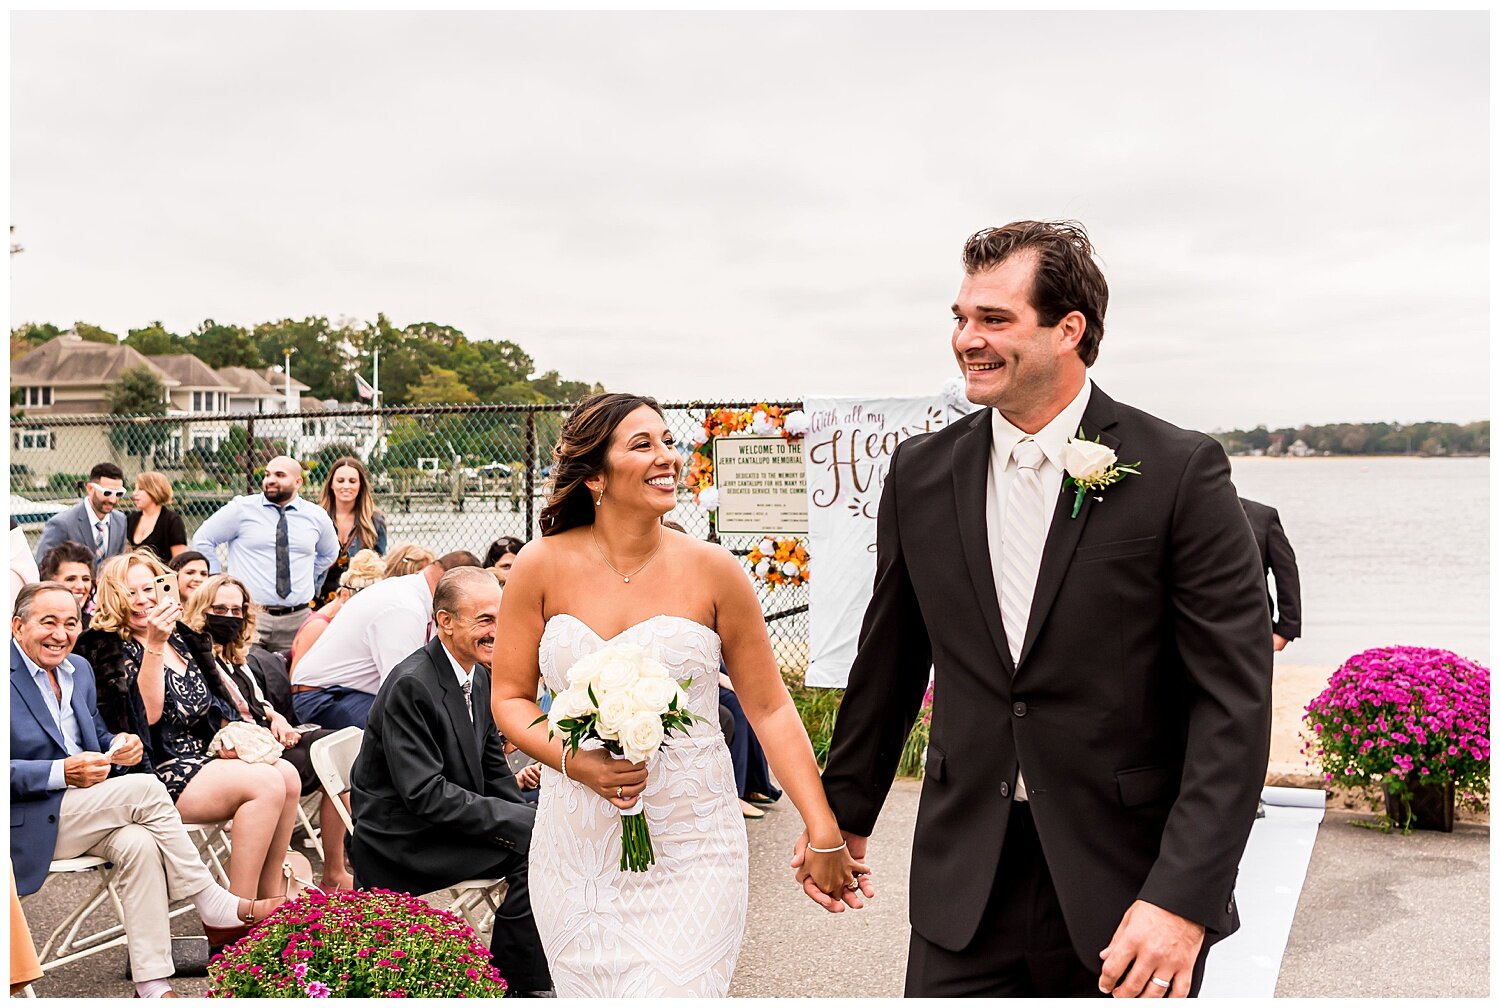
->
[152, 571, 181, 606]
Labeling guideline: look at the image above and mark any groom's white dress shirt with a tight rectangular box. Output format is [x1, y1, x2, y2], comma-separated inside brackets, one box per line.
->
[986, 378, 1093, 800]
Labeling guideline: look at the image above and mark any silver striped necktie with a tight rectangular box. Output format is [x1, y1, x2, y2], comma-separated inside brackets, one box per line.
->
[999, 438, 1047, 666]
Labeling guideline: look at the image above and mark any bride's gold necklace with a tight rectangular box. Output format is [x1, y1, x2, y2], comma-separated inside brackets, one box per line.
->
[591, 524, 664, 584]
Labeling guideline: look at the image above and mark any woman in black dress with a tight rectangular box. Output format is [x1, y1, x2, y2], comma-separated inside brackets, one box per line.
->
[127, 471, 188, 562]
[77, 550, 303, 903]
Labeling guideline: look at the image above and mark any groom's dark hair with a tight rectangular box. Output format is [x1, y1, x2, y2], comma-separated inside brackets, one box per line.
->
[962, 220, 1109, 367]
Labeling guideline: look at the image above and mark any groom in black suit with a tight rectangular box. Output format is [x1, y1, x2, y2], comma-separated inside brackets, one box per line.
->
[816, 222, 1272, 997]
[350, 566, 551, 995]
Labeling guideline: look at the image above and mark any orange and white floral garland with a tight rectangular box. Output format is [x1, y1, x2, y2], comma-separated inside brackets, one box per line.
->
[747, 537, 810, 589]
[689, 404, 811, 587]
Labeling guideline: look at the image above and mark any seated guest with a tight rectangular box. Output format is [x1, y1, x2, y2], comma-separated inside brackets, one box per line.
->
[167, 551, 212, 607]
[381, 543, 436, 579]
[482, 536, 525, 586]
[126, 472, 188, 562]
[9, 518, 40, 613]
[291, 551, 481, 730]
[350, 567, 550, 996]
[38, 541, 96, 627]
[11, 582, 282, 997]
[718, 664, 782, 819]
[290, 549, 385, 673]
[183, 574, 353, 891]
[72, 551, 303, 905]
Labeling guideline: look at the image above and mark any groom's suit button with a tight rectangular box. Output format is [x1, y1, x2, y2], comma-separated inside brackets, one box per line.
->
[1012, 702, 1028, 717]
[999, 782, 1010, 798]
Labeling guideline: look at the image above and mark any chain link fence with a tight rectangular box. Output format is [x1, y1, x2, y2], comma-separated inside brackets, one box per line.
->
[10, 401, 810, 675]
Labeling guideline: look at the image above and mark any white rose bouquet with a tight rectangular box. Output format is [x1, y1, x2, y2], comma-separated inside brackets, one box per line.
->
[534, 643, 700, 871]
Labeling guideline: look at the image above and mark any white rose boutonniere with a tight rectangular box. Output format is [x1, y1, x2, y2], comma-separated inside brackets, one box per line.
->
[1061, 428, 1141, 518]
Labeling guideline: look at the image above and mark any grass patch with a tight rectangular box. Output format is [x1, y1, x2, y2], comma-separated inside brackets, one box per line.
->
[787, 674, 933, 779]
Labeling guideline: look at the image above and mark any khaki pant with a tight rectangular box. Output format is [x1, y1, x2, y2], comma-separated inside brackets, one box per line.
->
[53, 774, 216, 982]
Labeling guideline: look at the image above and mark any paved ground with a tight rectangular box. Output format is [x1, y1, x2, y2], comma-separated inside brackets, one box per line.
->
[19, 780, 1486, 998]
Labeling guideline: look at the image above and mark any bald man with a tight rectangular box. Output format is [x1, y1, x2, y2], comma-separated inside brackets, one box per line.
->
[191, 455, 339, 651]
[351, 566, 550, 994]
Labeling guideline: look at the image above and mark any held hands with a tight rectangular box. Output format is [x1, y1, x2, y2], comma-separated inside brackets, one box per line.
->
[567, 747, 648, 810]
[516, 763, 543, 790]
[791, 829, 874, 913]
[63, 752, 111, 788]
[1098, 900, 1204, 998]
[142, 598, 182, 648]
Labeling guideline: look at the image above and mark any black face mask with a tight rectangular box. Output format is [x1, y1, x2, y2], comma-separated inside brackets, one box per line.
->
[203, 614, 244, 646]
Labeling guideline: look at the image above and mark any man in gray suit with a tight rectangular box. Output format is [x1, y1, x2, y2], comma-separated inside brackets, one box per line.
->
[33, 462, 129, 570]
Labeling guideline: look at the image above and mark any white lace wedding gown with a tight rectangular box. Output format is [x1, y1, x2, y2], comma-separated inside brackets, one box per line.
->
[531, 614, 750, 997]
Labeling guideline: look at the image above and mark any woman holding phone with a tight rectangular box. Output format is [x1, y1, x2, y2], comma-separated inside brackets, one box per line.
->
[74, 550, 304, 910]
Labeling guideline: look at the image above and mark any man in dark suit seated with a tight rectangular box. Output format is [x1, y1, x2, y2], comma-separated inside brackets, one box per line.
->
[10, 582, 279, 998]
[349, 567, 551, 996]
[1239, 497, 1303, 653]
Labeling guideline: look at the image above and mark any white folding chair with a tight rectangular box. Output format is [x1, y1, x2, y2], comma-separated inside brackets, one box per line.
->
[18, 854, 203, 996]
[309, 727, 362, 834]
[186, 822, 234, 888]
[295, 792, 324, 860]
[308, 727, 507, 936]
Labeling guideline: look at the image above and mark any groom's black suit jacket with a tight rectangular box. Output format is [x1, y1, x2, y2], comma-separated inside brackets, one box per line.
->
[822, 385, 1273, 965]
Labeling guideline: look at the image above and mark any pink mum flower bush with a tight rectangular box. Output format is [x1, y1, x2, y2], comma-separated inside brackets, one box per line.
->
[1302, 646, 1489, 819]
[206, 888, 507, 998]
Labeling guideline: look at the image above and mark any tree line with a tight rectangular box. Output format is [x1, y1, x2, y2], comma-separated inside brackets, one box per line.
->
[10, 315, 602, 406]
[1211, 420, 1489, 457]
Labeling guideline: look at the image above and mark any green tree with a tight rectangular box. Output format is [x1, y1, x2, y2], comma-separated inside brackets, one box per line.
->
[125, 321, 184, 357]
[106, 365, 172, 461]
[74, 322, 119, 345]
[407, 366, 479, 405]
[253, 317, 350, 401]
[188, 319, 261, 368]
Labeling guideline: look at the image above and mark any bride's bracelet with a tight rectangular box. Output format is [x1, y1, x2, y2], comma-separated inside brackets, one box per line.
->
[806, 840, 847, 854]
[560, 747, 569, 781]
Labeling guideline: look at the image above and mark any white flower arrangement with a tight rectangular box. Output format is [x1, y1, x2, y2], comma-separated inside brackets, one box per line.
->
[538, 643, 699, 870]
[782, 409, 809, 436]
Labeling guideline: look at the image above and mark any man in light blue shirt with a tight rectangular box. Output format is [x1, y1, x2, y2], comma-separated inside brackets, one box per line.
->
[191, 455, 338, 651]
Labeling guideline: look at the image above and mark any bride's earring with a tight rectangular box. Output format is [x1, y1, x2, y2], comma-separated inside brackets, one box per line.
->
[595, 488, 604, 506]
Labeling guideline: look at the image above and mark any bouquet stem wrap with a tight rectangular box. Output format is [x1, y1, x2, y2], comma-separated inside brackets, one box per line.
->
[617, 792, 654, 872]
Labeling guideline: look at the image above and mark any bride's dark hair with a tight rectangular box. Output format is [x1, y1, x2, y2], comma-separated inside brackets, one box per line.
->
[539, 392, 666, 537]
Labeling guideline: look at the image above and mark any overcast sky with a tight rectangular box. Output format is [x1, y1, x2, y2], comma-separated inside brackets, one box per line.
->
[8, 11, 1489, 429]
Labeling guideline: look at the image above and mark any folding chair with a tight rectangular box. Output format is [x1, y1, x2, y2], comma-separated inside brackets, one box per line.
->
[18, 854, 202, 996]
[308, 727, 507, 936]
[294, 793, 324, 860]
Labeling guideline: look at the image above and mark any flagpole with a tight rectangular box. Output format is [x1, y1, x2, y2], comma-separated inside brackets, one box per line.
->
[371, 347, 382, 460]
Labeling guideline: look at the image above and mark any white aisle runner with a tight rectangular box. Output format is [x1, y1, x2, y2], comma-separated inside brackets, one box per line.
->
[1200, 786, 1326, 997]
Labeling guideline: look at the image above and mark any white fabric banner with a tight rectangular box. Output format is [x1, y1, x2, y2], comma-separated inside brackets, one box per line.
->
[803, 385, 978, 688]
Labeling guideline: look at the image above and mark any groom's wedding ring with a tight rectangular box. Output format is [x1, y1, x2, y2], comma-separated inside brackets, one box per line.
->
[616, 786, 624, 799]
[1150, 977, 1172, 990]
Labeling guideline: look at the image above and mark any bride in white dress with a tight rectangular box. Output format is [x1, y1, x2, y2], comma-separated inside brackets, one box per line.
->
[491, 393, 869, 997]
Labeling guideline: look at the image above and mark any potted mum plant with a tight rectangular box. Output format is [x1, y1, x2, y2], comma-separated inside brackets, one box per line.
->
[207, 888, 507, 997]
[1302, 646, 1489, 834]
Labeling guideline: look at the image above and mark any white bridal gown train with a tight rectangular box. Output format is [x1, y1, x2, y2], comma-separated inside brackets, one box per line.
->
[530, 614, 750, 997]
